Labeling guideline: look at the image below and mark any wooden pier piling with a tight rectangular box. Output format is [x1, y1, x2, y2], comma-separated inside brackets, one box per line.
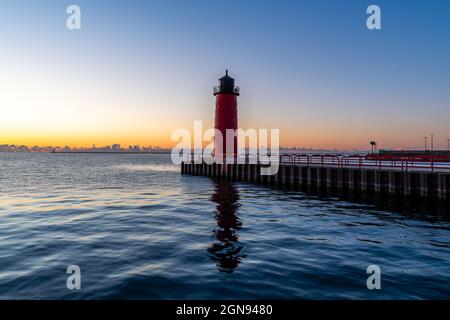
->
[181, 160, 449, 201]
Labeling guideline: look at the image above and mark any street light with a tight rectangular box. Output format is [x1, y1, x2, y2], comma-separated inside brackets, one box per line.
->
[447, 138, 450, 151]
[431, 134, 434, 151]
[424, 137, 428, 151]
[370, 141, 377, 154]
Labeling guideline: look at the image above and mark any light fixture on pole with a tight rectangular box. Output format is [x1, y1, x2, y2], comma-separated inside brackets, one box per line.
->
[370, 141, 377, 154]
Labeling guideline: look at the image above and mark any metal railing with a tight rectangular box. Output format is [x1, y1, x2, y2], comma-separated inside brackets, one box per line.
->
[187, 154, 450, 173]
[283, 154, 450, 173]
[186, 153, 450, 173]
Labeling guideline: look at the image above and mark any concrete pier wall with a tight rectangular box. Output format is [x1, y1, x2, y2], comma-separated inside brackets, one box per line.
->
[181, 162, 449, 200]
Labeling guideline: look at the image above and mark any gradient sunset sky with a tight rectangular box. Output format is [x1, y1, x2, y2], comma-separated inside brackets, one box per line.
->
[1, 0, 449, 150]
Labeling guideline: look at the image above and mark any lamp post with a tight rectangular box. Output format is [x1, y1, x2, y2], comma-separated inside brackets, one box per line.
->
[424, 137, 427, 151]
[370, 141, 377, 154]
[431, 134, 434, 151]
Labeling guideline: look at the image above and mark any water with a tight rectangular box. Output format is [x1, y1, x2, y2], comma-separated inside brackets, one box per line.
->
[0, 152, 449, 299]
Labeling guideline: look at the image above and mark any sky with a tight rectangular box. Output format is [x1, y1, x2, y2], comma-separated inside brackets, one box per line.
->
[0, 0, 449, 150]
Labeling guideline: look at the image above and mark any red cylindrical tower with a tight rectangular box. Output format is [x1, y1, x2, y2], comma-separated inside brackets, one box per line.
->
[213, 70, 239, 157]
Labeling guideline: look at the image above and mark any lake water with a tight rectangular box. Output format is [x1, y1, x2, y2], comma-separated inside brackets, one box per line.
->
[0, 152, 449, 299]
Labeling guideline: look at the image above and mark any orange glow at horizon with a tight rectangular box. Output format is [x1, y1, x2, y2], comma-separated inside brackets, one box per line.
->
[1, 125, 441, 151]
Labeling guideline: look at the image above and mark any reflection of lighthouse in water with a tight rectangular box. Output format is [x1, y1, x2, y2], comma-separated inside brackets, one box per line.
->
[208, 181, 244, 272]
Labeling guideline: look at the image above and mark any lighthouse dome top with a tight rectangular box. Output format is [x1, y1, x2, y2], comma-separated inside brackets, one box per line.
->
[214, 70, 240, 96]
[219, 69, 233, 80]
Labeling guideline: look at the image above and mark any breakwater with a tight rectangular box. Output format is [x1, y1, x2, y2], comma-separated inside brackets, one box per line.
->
[181, 156, 450, 200]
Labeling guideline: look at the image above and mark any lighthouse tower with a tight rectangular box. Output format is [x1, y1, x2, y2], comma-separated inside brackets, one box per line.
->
[213, 70, 239, 157]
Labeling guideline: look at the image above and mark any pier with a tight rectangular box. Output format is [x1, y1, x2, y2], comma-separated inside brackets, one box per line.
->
[181, 72, 450, 201]
[181, 154, 450, 200]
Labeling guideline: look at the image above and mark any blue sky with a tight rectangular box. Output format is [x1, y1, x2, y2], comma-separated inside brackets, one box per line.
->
[0, 0, 449, 149]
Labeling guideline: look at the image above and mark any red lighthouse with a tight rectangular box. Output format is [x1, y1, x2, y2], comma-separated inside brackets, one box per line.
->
[213, 70, 239, 157]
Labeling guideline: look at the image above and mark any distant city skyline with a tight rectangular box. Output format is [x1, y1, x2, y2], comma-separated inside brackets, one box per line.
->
[2, 136, 449, 153]
[1, 1, 449, 150]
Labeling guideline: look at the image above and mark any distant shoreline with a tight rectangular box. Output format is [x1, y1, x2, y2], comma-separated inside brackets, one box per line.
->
[0, 151, 172, 154]
[55, 151, 171, 154]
